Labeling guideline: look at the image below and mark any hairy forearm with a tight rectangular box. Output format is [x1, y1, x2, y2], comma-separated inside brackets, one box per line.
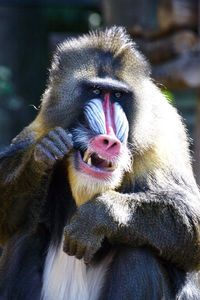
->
[0, 127, 73, 244]
[0, 144, 51, 244]
[90, 189, 200, 270]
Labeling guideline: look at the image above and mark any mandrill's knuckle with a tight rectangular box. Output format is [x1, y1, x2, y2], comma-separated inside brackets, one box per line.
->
[64, 227, 76, 243]
[34, 127, 73, 166]
[58, 129, 73, 149]
[34, 149, 55, 168]
[48, 127, 73, 153]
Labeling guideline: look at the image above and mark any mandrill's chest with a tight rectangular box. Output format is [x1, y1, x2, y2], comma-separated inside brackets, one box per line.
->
[41, 240, 113, 300]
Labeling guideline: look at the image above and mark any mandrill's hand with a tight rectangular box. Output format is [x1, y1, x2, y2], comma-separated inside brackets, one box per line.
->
[63, 200, 109, 264]
[34, 127, 73, 170]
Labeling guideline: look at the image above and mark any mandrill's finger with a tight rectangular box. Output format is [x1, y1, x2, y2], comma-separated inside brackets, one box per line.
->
[63, 229, 76, 253]
[48, 130, 69, 154]
[68, 239, 77, 256]
[40, 138, 64, 160]
[55, 127, 73, 149]
[83, 248, 96, 264]
[63, 241, 70, 254]
[75, 245, 86, 260]
[34, 144, 55, 164]
[63, 234, 70, 253]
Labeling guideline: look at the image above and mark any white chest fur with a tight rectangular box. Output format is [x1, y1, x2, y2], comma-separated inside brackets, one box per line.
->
[41, 242, 113, 300]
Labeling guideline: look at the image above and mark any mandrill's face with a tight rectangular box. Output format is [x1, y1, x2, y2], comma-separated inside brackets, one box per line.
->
[67, 78, 132, 206]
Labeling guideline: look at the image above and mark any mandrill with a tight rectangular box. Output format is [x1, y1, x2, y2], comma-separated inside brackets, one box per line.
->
[0, 27, 200, 300]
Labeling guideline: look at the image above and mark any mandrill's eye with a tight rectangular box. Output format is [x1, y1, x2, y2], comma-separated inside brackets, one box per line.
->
[114, 91, 122, 99]
[93, 88, 101, 96]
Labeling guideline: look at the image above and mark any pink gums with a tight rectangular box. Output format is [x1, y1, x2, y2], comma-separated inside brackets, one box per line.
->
[77, 151, 114, 180]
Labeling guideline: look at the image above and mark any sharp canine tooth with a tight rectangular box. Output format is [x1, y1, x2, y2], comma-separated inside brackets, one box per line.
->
[83, 150, 90, 163]
[98, 155, 104, 160]
[87, 157, 92, 165]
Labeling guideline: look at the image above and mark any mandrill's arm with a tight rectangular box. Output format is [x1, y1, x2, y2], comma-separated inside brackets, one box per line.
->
[64, 182, 200, 271]
[0, 126, 72, 245]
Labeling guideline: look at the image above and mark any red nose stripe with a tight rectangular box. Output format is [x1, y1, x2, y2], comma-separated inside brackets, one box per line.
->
[103, 93, 116, 135]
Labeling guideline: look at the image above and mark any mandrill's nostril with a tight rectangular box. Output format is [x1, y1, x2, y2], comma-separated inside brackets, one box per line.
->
[103, 139, 109, 145]
[91, 134, 122, 157]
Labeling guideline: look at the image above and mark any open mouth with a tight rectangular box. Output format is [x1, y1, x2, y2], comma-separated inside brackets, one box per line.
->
[82, 149, 117, 171]
[75, 149, 118, 179]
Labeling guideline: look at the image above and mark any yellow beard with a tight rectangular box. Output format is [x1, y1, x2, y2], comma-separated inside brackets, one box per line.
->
[67, 154, 123, 207]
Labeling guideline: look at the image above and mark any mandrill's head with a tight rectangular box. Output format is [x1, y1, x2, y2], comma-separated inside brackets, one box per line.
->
[34, 27, 190, 205]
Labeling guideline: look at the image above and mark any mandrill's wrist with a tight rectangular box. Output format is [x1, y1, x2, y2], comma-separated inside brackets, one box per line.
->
[93, 191, 139, 245]
[84, 191, 121, 237]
